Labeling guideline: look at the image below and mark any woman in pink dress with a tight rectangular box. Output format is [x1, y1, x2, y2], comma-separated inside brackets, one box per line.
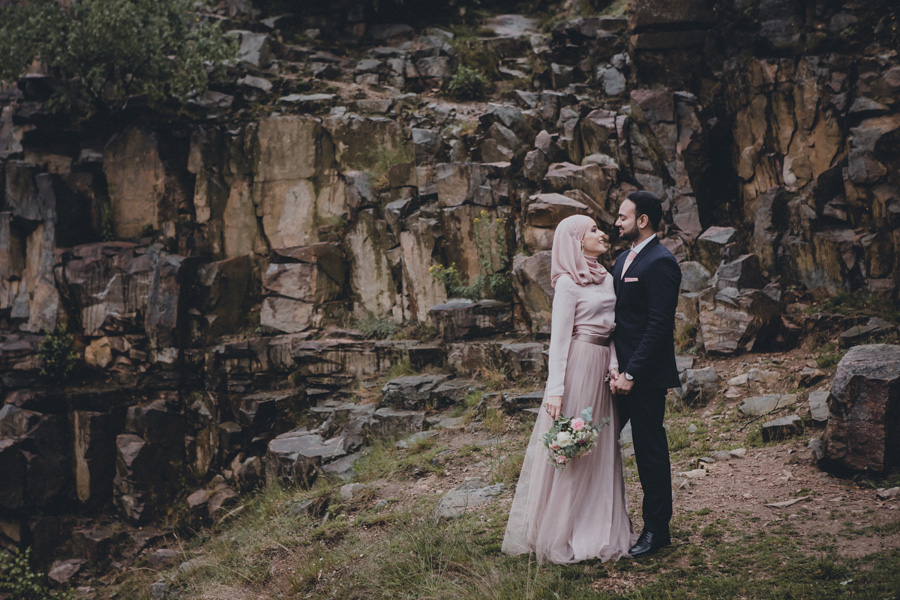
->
[502, 214, 635, 564]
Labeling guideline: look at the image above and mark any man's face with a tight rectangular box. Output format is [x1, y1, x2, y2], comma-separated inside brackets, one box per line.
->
[616, 199, 640, 241]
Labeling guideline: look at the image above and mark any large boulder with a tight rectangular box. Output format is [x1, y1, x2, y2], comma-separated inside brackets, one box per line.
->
[265, 429, 346, 487]
[698, 286, 780, 354]
[103, 128, 166, 239]
[195, 255, 256, 340]
[399, 216, 447, 322]
[0, 172, 60, 332]
[73, 411, 119, 509]
[60, 244, 186, 349]
[695, 227, 739, 272]
[381, 374, 452, 410]
[824, 344, 900, 472]
[345, 210, 400, 320]
[524, 193, 589, 252]
[512, 252, 553, 334]
[429, 299, 513, 342]
[434, 162, 511, 208]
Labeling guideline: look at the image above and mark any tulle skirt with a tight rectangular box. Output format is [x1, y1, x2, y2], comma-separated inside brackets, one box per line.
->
[501, 339, 636, 564]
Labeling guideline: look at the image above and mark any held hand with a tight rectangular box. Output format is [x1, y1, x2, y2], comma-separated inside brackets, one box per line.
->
[613, 374, 634, 395]
[544, 396, 562, 420]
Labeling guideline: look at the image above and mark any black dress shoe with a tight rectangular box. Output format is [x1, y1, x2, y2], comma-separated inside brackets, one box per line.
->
[629, 530, 671, 558]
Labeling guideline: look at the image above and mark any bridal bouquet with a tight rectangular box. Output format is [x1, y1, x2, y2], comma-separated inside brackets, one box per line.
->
[541, 407, 607, 470]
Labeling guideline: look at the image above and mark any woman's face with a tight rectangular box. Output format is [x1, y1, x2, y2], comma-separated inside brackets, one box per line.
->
[581, 223, 608, 257]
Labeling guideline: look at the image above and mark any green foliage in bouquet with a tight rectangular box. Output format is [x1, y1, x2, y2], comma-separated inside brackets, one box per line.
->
[541, 406, 607, 469]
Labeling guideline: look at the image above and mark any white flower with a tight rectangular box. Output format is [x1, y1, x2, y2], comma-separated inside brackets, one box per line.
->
[556, 431, 573, 447]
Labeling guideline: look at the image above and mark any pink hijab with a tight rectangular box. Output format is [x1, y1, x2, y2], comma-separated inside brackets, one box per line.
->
[551, 214, 607, 288]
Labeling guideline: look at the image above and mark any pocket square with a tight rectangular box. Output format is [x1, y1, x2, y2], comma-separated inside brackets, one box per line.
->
[624, 277, 639, 283]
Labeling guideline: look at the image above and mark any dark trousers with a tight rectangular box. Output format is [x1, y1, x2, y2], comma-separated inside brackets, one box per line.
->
[616, 385, 672, 534]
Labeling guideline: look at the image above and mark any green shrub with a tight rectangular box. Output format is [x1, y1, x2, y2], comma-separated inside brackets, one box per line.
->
[354, 315, 400, 340]
[0, 0, 236, 114]
[39, 326, 79, 385]
[0, 548, 76, 600]
[447, 65, 489, 101]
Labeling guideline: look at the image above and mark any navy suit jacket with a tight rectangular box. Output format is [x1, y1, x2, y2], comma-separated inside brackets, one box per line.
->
[612, 236, 682, 389]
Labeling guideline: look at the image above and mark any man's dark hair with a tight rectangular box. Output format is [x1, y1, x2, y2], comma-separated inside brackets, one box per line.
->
[626, 190, 663, 231]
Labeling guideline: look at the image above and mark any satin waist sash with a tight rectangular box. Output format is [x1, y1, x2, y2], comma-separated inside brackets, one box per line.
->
[571, 333, 611, 347]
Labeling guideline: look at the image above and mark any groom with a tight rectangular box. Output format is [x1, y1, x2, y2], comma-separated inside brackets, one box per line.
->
[609, 191, 682, 558]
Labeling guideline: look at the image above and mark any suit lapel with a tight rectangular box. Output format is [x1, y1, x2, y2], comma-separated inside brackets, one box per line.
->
[622, 236, 658, 278]
[612, 251, 627, 295]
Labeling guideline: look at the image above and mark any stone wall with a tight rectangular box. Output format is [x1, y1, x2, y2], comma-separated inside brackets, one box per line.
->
[0, 0, 898, 559]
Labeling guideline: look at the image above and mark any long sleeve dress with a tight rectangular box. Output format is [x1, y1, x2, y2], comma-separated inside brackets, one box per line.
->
[501, 273, 635, 564]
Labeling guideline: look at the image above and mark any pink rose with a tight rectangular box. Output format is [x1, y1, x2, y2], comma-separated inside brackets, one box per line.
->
[556, 456, 568, 464]
[550, 444, 560, 450]
[571, 418, 585, 431]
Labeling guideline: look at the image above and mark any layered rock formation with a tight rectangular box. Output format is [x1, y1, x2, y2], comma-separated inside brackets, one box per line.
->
[1, 0, 898, 561]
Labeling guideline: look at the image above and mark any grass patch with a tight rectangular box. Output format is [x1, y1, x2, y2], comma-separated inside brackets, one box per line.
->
[385, 357, 417, 380]
[353, 438, 446, 483]
[805, 291, 900, 323]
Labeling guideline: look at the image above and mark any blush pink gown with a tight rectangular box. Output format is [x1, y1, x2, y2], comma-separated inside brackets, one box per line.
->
[502, 273, 636, 564]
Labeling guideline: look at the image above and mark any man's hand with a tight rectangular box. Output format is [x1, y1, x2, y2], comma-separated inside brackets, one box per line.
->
[544, 395, 562, 420]
[611, 373, 634, 395]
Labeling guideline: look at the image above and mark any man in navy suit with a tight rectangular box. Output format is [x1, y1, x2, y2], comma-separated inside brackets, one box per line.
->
[609, 191, 682, 558]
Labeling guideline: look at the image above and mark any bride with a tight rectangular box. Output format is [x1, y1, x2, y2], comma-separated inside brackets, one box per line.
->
[502, 214, 635, 564]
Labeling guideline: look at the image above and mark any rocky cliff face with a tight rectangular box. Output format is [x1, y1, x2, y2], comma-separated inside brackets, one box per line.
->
[1, 0, 897, 561]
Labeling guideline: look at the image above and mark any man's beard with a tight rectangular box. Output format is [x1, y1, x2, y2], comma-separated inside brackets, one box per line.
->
[619, 223, 639, 241]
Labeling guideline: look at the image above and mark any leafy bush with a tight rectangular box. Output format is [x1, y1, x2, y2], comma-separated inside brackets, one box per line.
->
[354, 315, 400, 339]
[39, 326, 79, 385]
[0, 0, 236, 114]
[0, 548, 76, 600]
[447, 65, 489, 101]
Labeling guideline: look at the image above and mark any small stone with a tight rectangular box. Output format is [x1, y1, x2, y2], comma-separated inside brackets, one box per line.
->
[724, 386, 742, 398]
[798, 367, 826, 388]
[808, 391, 830, 423]
[761, 415, 803, 442]
[48, 559, 85, 584]
[291, 499, 314, 517]
[747, 368, 780, 386]
[876, 487, 900, 500]
[727, 373, 749, 386]
[435, 416, 465, 429]
[149, 580, 170, 600]
[438, 481, 505, 517]
[687, 423, 699, 434]
[677, 468, 707, 478]
[147, 549, 179, 569]
[808, 438, 825, 461]
[339, 483, 370, 502]
[839, 318, 897, 349]
[676, 366, 721, 406]
[711, 451, 731, 462]
[396, 430, 438, 449]
[739, 394, 799, 416]
[729, 448, 747, 458]
[674, 477, 691, 489]
[619, 421, 633, 446]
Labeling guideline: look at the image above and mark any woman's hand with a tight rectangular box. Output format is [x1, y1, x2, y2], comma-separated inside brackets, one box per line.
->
[544, 396, 562, 420]
[608, 368, 619, 383]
